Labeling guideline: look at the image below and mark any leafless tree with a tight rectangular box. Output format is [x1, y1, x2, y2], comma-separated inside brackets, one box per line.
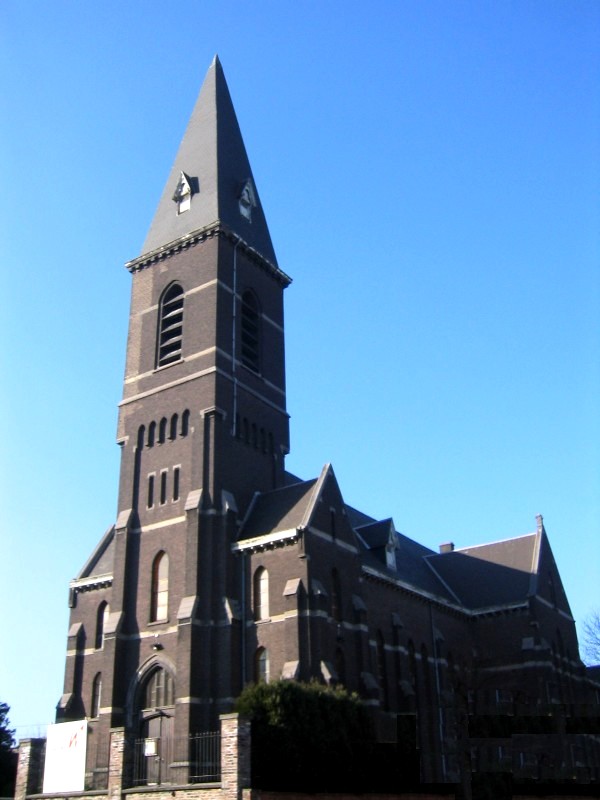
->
[582, 609, 600, 665]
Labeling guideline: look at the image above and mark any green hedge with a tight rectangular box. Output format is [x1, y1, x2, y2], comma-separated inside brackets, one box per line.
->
[235, 680, 375, 790]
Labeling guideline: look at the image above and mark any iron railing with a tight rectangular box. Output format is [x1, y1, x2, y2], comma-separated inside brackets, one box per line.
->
[132, 732, 220, 786]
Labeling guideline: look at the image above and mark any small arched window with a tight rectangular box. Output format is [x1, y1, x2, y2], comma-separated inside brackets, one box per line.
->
[254, 567, 269, 620]
[157, 283, 184, 368]
[150, 552, 169, 622]
[255, 647, 269, 683]
[181, 410, 190, 437]
[158, 417, 167, 444]
[91, 673, 102, 718]
[170, 414, 178, 440]
[241, 290, 260, 372]
[95, 601, 110, 650]
[147, 422, 156, 448]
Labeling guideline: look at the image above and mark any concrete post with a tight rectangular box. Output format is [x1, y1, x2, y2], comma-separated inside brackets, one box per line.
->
[14, 738, 45, 800]
[220, 713, 251, 800]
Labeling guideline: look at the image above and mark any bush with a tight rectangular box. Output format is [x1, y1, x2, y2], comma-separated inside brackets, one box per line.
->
[235, 680, 374, 791]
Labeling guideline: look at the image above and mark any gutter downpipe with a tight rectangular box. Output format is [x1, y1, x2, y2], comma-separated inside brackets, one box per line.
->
[231, 236, 247, 686]
[231, 237, 241, 436]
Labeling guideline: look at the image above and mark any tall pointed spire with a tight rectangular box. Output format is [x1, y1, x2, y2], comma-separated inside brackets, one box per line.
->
[141, 55, 278, 265]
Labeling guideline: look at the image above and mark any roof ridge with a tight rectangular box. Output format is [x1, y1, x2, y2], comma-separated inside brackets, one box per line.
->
[455, 531, 537, 552]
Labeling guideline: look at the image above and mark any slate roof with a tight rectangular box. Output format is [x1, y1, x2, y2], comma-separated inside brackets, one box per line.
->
[392, 532, 457, 602]
[75, 525, 115, 580]
[425, 533, 539, 609]
[238, 479, 318, 541]
[141, 55, 279, 265]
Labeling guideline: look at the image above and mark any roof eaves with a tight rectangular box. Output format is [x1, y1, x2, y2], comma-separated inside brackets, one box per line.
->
[361, 564, 464, 612]
[127, 223, 292, 287]
[362, 564, 531, 618]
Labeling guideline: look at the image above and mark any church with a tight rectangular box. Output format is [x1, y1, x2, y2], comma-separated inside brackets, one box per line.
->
[46, 57, 599, 789]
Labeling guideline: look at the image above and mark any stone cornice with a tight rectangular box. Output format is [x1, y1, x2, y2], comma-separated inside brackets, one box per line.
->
[69, 574, 113, 593]
[232, 527, 299, 554]
[125, 222, 292, 287]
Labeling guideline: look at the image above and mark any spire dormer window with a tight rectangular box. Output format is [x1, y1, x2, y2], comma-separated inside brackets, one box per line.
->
[239, 178, 256, 222]
[172, 171, 194, 215]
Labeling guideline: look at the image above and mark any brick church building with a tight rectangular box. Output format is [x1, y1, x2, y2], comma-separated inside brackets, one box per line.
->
[54, 57, 599, 789]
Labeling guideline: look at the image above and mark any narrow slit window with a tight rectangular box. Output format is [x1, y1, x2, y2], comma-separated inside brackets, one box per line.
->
[147, 474, 155, 508]
[160, 471, 167, 505]
[157, 283, 184, 368]
[172, 467, 180, 502]
[91, 673, 102, 718]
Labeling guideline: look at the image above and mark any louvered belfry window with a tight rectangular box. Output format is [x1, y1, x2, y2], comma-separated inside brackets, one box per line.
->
[241, 290, 260, 372]
[157, 283, 184, 367]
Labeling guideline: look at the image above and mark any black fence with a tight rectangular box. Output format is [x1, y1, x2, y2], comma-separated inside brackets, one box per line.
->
[132, 731, 220, 786]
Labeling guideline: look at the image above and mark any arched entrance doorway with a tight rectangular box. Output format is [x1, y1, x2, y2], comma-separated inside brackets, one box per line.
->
[135, 666, 175, 785]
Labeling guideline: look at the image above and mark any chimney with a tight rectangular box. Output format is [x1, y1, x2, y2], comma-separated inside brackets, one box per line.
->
[439, 542, 455, 554]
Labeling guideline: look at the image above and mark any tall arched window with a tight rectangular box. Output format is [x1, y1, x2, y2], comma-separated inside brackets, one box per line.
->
[253, 567, 269, 620]
[377, 631, 389, 710]
[95, 601, 110, 649]
[91, 673, 102, 718]
[331, 568, 342, 622]
[144, 667, 174, 709]
[255, 647, 269, 683]
[150, 552, 169, 622]
[241, 290, 260, 372]
[157, 283, 184, 367]
[335, 647, 346, 686]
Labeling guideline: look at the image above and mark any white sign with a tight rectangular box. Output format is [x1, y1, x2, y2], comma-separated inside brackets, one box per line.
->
[144, 738, 158, 757]
[43, 720, 88, 793]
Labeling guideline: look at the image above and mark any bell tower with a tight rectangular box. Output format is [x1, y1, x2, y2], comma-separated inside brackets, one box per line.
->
[118, 54, 291, 522]
[59, 56, 292, 785]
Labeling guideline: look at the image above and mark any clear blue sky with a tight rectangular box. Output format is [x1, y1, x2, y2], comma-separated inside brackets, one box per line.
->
[2, 1, 599, 737]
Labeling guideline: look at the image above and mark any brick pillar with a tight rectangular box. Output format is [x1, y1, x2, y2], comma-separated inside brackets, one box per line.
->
[220, 713, 251, 800]
[15, 738, 45, 800]
[107, 727, 126, 800]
